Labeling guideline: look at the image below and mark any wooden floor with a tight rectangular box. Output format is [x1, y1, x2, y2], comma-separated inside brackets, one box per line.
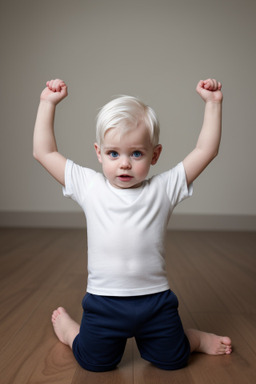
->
[0, 228, 256, 383]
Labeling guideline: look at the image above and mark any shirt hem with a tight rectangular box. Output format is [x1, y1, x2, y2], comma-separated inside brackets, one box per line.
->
[86, 283, 170, 297]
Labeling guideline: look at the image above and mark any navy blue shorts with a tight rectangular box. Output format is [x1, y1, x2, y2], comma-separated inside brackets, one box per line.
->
[72, 290, 190, 372]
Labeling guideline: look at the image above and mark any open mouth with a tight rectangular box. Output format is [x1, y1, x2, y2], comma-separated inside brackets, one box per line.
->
[118, 175, 133, 181]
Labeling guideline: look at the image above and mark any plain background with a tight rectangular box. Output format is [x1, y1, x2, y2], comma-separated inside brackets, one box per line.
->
[0, 0, 255, 223]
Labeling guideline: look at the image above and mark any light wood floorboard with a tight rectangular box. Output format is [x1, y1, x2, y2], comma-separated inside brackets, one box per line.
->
[0, 229, 255, 383]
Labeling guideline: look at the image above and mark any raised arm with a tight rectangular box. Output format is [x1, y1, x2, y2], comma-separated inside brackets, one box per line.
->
[183, 79, 223, 186]
[33, 79, 68, 186]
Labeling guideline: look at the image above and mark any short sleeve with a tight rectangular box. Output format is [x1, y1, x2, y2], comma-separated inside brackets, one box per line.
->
[164, 162, 193, 207]
[62, 159, 97, 207]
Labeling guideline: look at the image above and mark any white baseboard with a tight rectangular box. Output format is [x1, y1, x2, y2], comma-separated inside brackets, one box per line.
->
[0, 211, 256, 231]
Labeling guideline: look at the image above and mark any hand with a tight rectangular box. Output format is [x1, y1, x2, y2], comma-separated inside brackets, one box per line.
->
[40, 79, 68, 105]
[196, 79, 223, 103]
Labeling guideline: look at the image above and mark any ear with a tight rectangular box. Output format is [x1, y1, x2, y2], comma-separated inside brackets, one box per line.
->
[151, 144, 162, 165]
[94, 143, 102, 163]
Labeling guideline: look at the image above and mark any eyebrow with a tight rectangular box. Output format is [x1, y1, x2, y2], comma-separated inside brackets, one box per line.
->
[103, 145, 148, 151]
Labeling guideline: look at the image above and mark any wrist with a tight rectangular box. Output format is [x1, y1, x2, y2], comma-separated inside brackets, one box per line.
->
[39, 99, 57, 108]
[205, 98, 223, 106]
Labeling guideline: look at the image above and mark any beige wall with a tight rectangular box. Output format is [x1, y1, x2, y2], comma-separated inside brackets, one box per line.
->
[1, 0, 256, 226]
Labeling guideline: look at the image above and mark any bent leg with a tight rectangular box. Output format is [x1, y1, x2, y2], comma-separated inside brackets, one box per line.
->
[51, 299, 127, 372]
[136, 290, 191, 370]
[72, 293, 128, 372]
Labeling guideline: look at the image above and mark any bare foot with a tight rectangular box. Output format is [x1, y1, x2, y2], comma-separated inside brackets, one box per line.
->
[186, 329, 232, 355]
[51, 307, 80, 349]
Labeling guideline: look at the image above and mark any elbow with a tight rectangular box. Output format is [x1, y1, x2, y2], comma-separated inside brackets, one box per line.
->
[212, 149, 219, 159]
[208, 150, 218, 164]
[33, 148, 42, 163]
[204, 148, 219, 167]
[33, 140, 38, 160]
[208, 144, 220, 161]
[33, 149, 39, 161]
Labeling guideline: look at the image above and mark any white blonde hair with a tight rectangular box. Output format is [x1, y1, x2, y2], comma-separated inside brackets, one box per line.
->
[96, 95, 160, 147]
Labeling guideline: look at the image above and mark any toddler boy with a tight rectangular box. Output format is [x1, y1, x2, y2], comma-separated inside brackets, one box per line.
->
[33, 78, 232, 372]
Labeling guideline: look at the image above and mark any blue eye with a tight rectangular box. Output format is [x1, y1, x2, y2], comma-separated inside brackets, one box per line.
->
[132, 151, 142, 158]
[109, 151, 119, 158]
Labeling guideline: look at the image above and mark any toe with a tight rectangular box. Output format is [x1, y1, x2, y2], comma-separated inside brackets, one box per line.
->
[222, 336, 232, 346]
[52, 307, 65, 322]
[220, 336, 232, 355]
[225, 346, 232, 354]
[57, 307, 66, 314]
[52, 310, 58, 320]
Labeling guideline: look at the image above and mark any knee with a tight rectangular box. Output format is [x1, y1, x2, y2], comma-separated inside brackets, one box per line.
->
[72, 335, 123, 372]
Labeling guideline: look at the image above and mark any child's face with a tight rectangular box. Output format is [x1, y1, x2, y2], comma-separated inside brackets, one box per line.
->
[94, 123, 162, 189]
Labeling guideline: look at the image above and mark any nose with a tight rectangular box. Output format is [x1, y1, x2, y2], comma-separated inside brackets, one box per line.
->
[120, 155, 132, 169]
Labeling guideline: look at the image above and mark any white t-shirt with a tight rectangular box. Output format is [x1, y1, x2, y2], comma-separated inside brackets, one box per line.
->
[63, 159, 193, 296]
